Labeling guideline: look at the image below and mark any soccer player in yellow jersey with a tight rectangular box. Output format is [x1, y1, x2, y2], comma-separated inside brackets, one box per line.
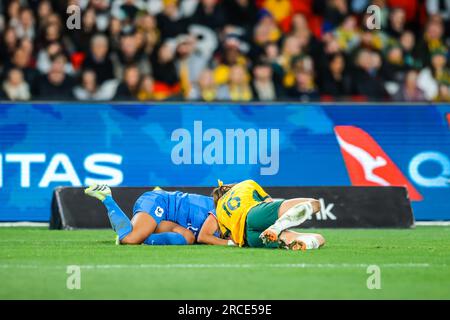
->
[197, 179, 326, 251]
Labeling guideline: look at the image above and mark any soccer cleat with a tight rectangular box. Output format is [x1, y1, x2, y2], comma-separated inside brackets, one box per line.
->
[84, 184, 111, 201]
[278, 232, 320, 251]
[278, 238, 307, 251]
[259, 202, 313, 244]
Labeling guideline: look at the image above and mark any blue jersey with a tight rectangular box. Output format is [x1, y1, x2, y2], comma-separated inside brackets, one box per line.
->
[133, 190, 215, 238]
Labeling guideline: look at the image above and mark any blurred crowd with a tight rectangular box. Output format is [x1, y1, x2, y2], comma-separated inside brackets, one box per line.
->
[0, 0, 449, 102]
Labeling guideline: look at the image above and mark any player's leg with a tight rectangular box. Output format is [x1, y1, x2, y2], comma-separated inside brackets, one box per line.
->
[259, 198, 320, 244]
[246, 229, 279, 249]
[245, 202, 325, 250]
[245, 201, 283, 248]
[124, 191, 174, 245]
[85, 184, 134, 241]
[143, 221, 195, 245]
[120, 212, 157, 244]
[278, 230, 325, 251]
[85, 185, 166, 245]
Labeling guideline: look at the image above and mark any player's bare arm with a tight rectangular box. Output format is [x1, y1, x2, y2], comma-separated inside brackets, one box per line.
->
[197, 214, 231, 246]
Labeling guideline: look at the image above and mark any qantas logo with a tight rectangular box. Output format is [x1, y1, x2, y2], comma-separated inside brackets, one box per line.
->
[334, 126, 423, 201]
[335, 133, 389, 186]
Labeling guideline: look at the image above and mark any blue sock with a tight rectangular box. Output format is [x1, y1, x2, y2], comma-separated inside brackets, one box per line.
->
[143, 232, 188, 246]
[102, 195, 132, 240]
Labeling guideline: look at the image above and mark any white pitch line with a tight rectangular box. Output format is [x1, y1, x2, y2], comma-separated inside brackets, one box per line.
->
[0, 263, 434, 270]
[415, 221, 450, 226]
[0, 222, 49, 227]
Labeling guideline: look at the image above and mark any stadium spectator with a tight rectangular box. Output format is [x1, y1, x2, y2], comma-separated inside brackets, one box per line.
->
[73, 69, 99, 101]
[228, 64, 254, 101]
[222, 0, 258, 33]
[112, 30, 151, 79]
[135, 13, 159, 56]
[2, 68, 31, 101]
[6, 1, 21, 31]
[426, 0, 450, 36]
[393, 69, 426, 101]
[36, 1, 54, 31]
[319, 53, 352, 98]
[416, 15, 446, 66]
[334, 15, 361, 53]
[213, 33, 249, 86]
[175, 34, 208, 98]
[114, 64, 141, 100]
[151, 41, 181, 100]
[6, 46, 39, 95]
[15, 7, 35, 40]
[37, 54, 75, 100]
[69, 6, 99, 53]
[36, 42, 74, 75]
[250, 60, 284, 101]
[82, 34, 115, 84]
[386, 7, 407, 39]
[323, 0, 350, 28]
[352, 49, 387, 100]
[285, 54, 319, 101]
[156, 0, 189, 40]
[191, 0, 227, 31]
[381, 44, 408, 83]
[435, 83, 450, 102]
[137, 75, 155, 101]
[399, 30, 421, 69]
[278, 35, 302, 88]
[73, 69, 119, 101]
[86, 0, 112, 32]
[417, 49, 450, 100]
[188, 68, 228, 101]
[0, 27, 19, 67]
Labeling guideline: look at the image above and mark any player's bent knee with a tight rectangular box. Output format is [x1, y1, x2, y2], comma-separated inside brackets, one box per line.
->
[120, 213, 157, 245]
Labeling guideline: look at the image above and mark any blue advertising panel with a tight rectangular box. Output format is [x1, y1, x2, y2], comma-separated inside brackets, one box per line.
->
[0, 103, 449, 221]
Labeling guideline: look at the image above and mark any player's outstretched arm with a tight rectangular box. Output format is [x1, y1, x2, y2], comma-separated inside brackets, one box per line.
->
[197, 215, 233, 246]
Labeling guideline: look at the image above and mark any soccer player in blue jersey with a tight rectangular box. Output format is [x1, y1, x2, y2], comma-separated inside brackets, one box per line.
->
[85, 184, 231, 246]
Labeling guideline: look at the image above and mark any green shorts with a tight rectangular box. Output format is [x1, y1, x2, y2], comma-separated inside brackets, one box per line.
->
[245, 200, 284, 248]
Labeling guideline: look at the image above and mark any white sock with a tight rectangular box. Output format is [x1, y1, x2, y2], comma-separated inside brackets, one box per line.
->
[271, 202, 313, 233]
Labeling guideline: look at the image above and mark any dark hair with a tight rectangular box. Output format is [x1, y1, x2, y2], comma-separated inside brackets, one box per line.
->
[211, 183, 236, 208]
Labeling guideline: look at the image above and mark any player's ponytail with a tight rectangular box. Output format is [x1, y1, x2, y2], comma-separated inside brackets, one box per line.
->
[212, 181, 236, 208]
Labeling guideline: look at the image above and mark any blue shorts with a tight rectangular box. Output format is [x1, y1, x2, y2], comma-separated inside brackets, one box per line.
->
[133, 192, 168, 225]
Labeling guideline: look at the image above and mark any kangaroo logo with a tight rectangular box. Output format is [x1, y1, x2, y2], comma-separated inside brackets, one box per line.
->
[335, 134, 389, 186]
[334, 126, 423, 201]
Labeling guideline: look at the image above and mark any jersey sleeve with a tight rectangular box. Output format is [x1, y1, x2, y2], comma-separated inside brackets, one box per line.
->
[209, 208, 217, 218]
[250, 180, 269, 201]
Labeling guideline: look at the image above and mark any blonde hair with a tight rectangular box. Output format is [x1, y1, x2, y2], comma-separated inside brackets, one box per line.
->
[211, 182, 236, 208]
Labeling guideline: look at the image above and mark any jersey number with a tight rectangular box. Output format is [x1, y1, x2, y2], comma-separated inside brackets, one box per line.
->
[222, 191, 241, 217]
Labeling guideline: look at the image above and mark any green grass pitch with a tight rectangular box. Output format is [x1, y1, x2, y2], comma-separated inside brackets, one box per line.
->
[1, 226, 450, 299]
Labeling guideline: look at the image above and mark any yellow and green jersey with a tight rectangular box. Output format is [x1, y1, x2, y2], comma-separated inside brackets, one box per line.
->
[216, 180, 269, 246]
